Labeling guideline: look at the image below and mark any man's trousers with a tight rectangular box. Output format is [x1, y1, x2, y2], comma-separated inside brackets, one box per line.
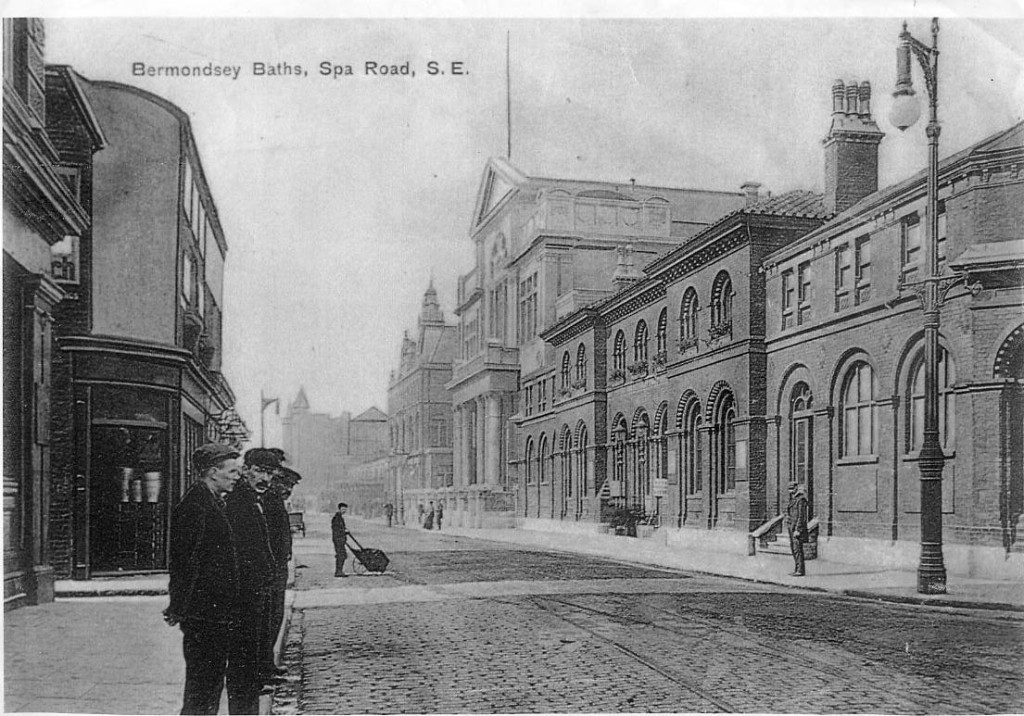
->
[180, 619, 232, 715]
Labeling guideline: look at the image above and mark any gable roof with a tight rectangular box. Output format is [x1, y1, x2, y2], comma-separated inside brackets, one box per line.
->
[353, 406, 388, 422]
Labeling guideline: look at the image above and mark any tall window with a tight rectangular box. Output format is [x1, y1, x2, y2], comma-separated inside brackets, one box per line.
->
[656, 309, 668, 355]
[633, 320, 649, 364]
[560, 351, 571, 390]
[797, 261, 811, 325]
[937, 200, 948, 272]
[181, 252, 195, 308]
[717, 394, 737, 493]
[683, 400, 703, 495]
[901, 214, 922, 280]
[680, 288, 699, 345]
[576, 426, 590, 498]
[841, 361, 877, 457]
[518, 272, 538, 342]
[908, 348, 956, 453]
[835, 244, 851, 311]
[539, 435, 549, 485]
[575, 344, 587, 386]
[790, 384, 814, 492]
[782, 269, 796, 328]
[524, 385, 534, 417]
[711, 272, 733, 334]
[525, 439, 535, 485]
[613, 331, 626, 372]
[539, 379, 548, 413]
[855, 235, 871, 305]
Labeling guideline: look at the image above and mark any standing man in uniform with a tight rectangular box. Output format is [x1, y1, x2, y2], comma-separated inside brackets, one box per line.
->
[164, 443, 241, 715]
[225, 448, 279, 712]
[786, 480, 810, 577]
[332, 502, 349, 577]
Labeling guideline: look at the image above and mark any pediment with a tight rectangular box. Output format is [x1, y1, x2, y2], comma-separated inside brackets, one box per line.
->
[472, 158, 528, 230]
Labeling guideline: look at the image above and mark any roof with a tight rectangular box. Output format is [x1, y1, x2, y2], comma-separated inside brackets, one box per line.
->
[951, 242, 1024, 271]
[353, 406, 388, 422]
[741, 190, 830, 219]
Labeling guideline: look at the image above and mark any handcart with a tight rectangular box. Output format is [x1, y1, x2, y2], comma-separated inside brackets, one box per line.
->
[346, 532, 390, 574]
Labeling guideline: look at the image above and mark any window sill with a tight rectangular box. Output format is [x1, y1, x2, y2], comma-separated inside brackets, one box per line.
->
[837, 455, 879, 466]
[902, 450, 956, 462]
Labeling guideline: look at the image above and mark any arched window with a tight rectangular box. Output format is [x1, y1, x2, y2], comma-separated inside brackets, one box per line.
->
[612, 415, 628, 500]
[525, 438, 535, 485]
[680, 288, 699, 345]
[790, 383, 814, 497]
[683, 400, 703, 495]
[841, 361, 877, 457]
[575, 343, 587, 386]
[561, 427, 573, 514]
[711, 272, 733, 332]
[656, 308, 668, 355]
[613, 331, 626, 371]
[634, 321, 649, 364]
[560, 351, 571, 390]
[634, 412, 651, 510]
[539, 435, 549, 485]
[715, 393, 737, 492]
[577, 425, 590, 499]
[908, 349, 956, 452]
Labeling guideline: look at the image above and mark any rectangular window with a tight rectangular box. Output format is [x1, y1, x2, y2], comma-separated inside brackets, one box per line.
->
[539, 379, 548, 413]
[834, 244, 851, 311]
[518, 272, 538, 342]
[525, 386, 533, 417]
[781, 269, 795, 329]
[181, 253, 193, 308]
[797, 261, 811, 325]
[937, 201, 948, 271]
[901, 214, 921, 279]
[855, 235, 871, 305]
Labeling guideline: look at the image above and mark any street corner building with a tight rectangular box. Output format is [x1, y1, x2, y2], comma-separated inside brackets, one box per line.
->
[3, 18, 247, 605]
[394, 79, 1024, 581]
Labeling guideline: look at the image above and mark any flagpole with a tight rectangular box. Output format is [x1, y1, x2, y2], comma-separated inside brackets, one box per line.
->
[506, 29, 511, 159]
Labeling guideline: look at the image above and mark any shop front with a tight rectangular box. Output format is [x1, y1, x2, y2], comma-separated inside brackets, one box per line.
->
[61, 337, 240, 579]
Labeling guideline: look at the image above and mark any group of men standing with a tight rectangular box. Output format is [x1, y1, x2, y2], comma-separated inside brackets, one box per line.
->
[165, 443, 301, 715]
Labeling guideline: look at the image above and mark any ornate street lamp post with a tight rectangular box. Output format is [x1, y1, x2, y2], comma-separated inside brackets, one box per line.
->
[890, 18, 963, 595]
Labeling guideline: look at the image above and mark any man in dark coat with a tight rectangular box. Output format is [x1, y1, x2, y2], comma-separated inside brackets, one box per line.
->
[331, 502, 349, 577]
[259, 464, 299, 683]
[165, 443, 241, 715]
[224, 448, 280, 712]
[435, 501, 444, 530]
[786, 481, 810, 577]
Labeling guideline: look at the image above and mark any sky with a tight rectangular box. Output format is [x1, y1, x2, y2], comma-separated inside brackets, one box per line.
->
[23, 2, 1024, 447]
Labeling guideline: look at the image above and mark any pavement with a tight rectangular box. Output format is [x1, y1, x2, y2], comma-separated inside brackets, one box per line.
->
[4, 514, 1021, 715]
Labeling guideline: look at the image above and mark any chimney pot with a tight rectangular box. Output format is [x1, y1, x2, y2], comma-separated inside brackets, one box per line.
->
[859, 80, 872, 117]
[845, 81, 859, 115]
[831, 80, 845, 114]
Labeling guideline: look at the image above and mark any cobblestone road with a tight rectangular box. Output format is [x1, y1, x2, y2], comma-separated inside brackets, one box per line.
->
[276, 520, 1024, 714]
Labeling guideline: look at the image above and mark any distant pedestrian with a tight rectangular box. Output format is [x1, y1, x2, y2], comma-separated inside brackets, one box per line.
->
[424, 501, 435, 530]
[417, 503, 425, 527]
[435, 501, 443, 530]
[165, 443, 241, 716]
[225, 448, 280, 713]
[384, 502, 394, 527]
[332, 502, 350, 577]
[786, 481, 809, 577]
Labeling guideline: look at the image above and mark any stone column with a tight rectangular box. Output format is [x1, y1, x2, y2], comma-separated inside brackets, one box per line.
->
[475, 396, 486, 487]
[486, 393, 501, 486]
[452, 404, 463, 487]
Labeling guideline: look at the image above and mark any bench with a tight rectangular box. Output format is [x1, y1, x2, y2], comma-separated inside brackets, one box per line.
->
[288, 511, 306, 537]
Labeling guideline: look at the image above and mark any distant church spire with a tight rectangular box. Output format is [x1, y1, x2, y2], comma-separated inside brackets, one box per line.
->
[420, 281, 444, 325]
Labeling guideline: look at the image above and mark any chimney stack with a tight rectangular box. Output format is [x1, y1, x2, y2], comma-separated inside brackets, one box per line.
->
[740, 181, 762, 208]
[823, 79, 884, 215]
[612, 244, 642, 292]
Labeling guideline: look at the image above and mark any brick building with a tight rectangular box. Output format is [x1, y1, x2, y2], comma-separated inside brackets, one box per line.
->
[764, 115, 1024, 577]
[282, 391, 389, 511]
[50, 75, 243, 580]
[449, 158, 745, 528]
[387, 282, 457, 526]
[516, 79, 1023, 579]
[3, 20, 102, 605]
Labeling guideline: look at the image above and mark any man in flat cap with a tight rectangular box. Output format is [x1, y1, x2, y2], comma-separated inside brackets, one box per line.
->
[259, 463, 300, 683]
[165, 443, 241, 715]
[224, 447, 280, 712]
[331, 502, 350, 577]
[786, 480, 810, 577]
